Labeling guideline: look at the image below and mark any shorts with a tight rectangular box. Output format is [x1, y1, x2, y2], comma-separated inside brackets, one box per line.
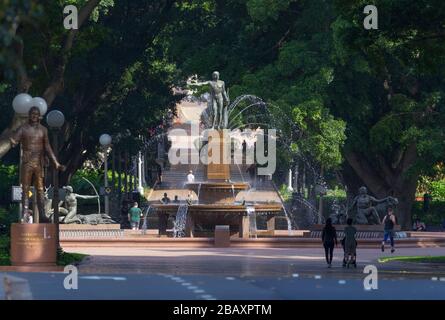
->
[131, 221, 140, 229]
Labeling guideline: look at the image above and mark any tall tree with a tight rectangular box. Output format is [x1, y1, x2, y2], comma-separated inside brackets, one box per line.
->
[0, 1, 179, 184]
[331, 0, 445, 228]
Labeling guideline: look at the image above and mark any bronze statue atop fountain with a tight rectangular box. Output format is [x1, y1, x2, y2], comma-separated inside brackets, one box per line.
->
[187, 71, 230, 129]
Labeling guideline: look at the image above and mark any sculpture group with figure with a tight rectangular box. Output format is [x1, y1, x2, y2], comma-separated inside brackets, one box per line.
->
[46, 185, 115, 224]
[348, 186, 398, 225]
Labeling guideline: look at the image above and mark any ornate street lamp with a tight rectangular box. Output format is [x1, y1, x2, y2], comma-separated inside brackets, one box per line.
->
[99, 134, 112, 216]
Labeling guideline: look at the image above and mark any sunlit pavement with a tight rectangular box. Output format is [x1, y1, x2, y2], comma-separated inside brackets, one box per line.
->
[69, 247, 445, 278]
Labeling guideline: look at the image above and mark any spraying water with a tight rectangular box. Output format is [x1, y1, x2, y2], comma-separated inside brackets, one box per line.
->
[246, 206, 257, 238]
[197, 183, 202, 204]
[141, 205, 152, 235]
[173, 204, 189, 238]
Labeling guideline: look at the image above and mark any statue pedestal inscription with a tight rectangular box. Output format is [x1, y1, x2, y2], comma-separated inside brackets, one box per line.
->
[10, 223, 57, 267]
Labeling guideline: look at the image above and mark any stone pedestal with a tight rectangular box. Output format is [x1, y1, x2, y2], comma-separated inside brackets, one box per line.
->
[10, 223, 57, 267]
[214, 225, 230, 247]
[206, 130, 231, 180]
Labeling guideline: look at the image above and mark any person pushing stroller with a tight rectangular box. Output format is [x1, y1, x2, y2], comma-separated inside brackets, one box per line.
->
[342, 218, 357, 268]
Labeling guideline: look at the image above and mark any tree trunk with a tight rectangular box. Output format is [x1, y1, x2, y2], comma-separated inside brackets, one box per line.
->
[0, 114, 28, 159]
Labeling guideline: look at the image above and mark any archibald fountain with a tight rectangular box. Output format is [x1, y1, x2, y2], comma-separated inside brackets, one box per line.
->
[151, 71, 283, 238]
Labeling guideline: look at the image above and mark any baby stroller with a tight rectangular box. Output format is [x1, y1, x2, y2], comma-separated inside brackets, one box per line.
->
[341, 237, 357, 268]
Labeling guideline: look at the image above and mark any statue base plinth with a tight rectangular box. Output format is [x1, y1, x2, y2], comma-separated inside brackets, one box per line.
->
[205, 130, 231, 180]
[10, 223, 57, 267]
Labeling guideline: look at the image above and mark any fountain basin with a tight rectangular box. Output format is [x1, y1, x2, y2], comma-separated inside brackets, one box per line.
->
[152, 203, 283, 238]
[185, 182, 249, 204]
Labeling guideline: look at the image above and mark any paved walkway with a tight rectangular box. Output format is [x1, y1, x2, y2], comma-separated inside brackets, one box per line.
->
[66, 247, 445, 278]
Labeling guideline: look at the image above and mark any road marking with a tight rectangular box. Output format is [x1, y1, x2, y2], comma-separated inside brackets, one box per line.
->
[292, 273, 299, 278]
[314, 275, 322, 280]
[431, 277, 438, 281]
[80, 276, 126, 281]
[225, 277, 235, 280]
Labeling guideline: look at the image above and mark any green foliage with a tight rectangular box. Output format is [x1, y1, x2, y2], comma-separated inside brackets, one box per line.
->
[412, 201, 445, 226]
[0, 234, 10, 265]
[57, 251, 87, 266]
[326, 187, 347, 198]
[246, 0, 293, 22]
[0, 206, 17, 231]
[278, 184, 292, 202]
[429, 181, 445, 201]
[1, 1, 181, 183]
[0, 165, 18, 205]
[331, 0, 445, 176]
[70, 169, 103, 197]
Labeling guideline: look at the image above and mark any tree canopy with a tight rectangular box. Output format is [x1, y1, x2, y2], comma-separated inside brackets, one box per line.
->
[2, 0, 445, 228]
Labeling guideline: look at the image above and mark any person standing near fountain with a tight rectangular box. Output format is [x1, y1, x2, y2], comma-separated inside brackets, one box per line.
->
[187, 71, 230, 129]
[128, 202, 142, 230]
[321, 218, 338, 268]
[187, 170, 195, 183]
[161, 193, 171, 204]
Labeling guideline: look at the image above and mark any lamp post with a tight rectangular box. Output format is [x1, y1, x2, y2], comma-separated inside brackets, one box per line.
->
[12, 94, 32, 221]
[137, 151, 144, 195]
[46, 110, 65, 254]
[99, 134, 112, 216]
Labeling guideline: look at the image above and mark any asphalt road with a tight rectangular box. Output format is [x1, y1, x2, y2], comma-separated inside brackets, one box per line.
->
[2, 246, 445, 300]
[1, 271, 445, 300]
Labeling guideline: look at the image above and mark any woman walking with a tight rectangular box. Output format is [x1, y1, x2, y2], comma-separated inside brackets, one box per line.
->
[322, 218, 338, 268]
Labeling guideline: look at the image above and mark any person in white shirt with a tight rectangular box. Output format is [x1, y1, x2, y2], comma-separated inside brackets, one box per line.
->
[187, 170, 195, 183]
[23, 210, 33, 224]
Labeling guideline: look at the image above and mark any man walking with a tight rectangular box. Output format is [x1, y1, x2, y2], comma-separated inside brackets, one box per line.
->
[381, 207, 397, 253]
[128, 202, 142, 230]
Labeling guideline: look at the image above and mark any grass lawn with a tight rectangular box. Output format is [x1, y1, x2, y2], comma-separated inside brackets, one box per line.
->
[0, 251, 87, 266]
[1, 233, 86, 266]
[56, 251, 88, 266]
[379, 256, 445, 263]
